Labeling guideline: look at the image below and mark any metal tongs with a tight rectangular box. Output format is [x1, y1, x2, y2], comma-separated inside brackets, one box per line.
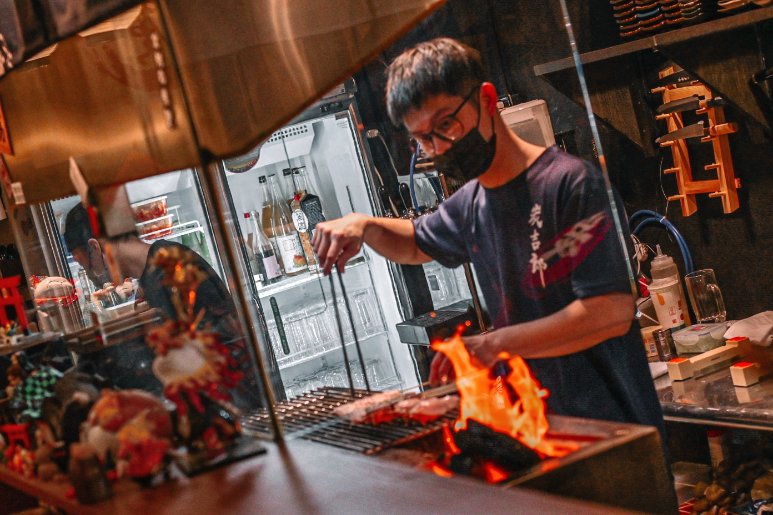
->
[328, 270, 371, 395]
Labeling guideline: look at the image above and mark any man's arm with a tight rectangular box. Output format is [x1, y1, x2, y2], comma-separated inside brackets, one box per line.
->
[312, 213, 432, 274]
[430, 292, 635, 384]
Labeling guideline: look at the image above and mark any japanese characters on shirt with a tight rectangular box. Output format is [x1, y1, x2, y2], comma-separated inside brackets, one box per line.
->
[528, 203, 546, 288]
[524, 206, 611, 299]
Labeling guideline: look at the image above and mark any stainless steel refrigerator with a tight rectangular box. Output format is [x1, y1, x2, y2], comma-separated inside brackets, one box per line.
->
[219, 87, 425, 399]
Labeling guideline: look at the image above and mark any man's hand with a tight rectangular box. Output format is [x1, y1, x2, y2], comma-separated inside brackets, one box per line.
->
[428, 332, 502, 386]
[312, 213, 370, 275]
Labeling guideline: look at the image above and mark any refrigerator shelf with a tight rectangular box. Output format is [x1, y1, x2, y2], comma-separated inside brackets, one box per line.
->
[255, 256, 367, 298]
[139, 219, 204, 243]
[277, 330, 388, 370]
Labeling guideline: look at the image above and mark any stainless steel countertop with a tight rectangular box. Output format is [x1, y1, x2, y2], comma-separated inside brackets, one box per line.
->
[655, 366, 773, 430]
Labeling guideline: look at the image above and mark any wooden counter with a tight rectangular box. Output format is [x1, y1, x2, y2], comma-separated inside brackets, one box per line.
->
[1, 438, 636, 514]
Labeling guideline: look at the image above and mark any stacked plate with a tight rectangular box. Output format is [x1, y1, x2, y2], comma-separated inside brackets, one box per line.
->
[658, 0, 687, 26]
[677, 0, 714, 24]
[612, 0, 773, 38]
[716, 0, 771, 13]
[612, 0, 671, 38]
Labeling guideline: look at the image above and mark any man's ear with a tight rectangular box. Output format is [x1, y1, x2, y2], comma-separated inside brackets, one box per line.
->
[480, 82, 498, 116]
[87, 238, 102, 257]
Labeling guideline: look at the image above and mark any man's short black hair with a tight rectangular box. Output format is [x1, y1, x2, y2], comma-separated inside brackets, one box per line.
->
[63, 203, 93, 253]
[385, 37, 485, 126]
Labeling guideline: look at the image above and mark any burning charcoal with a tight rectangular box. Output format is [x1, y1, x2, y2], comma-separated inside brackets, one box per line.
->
[448, 454, 475, 475]
[453, 420, 541, 472]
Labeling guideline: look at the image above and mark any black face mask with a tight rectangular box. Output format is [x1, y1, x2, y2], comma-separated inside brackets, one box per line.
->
[433, 118, 497, 182]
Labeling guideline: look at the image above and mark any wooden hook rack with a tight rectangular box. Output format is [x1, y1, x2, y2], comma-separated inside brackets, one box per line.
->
[652, 67, 741, 217]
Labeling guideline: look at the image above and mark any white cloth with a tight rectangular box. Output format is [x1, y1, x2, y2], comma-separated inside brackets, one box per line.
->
[724, 311, 773, 347]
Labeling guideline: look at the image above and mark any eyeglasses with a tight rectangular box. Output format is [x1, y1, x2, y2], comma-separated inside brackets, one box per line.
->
[410, 85, 480, 154]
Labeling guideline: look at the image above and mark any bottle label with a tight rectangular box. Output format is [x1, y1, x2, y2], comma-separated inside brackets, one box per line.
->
[292, 209, 309, 233]
[263, 253, 282, 280]
[301, 196, 325, 231]
[291, 209, 317, 269]
[275, 234, 307, 274]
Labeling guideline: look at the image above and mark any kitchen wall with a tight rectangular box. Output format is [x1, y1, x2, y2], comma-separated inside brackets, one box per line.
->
[354, 0, 773, 319]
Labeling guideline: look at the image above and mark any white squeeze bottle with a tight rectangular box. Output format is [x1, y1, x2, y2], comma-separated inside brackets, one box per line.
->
[648, 245, 690, 330]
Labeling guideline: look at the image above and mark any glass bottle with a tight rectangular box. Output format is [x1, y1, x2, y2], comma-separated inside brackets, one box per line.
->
[282, 167, 295, 206]
[263, 174, 307, 276]
[291, 194, 318, 271]
[247, 210, 282, 286]
[292, 166, 326, 237]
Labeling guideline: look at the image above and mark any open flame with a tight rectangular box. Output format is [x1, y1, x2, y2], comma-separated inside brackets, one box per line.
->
[430, 332, 577, 479]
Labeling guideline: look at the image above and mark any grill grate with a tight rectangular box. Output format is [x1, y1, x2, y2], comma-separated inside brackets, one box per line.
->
[242, 387, 456, 455]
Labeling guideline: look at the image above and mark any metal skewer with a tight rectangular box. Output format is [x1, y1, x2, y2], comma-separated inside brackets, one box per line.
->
[336, 270, 371, 394]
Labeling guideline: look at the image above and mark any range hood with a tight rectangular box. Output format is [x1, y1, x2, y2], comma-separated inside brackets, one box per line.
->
[0, 0, 444, 204]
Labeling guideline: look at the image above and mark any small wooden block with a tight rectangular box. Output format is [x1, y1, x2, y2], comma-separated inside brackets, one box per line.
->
[667, 357, 694, 381]
[730, 361, 761, 387]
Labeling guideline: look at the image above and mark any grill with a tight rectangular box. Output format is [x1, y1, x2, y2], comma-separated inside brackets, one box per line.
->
[241, 387, 456, 455]
[243, 388, 678, 512]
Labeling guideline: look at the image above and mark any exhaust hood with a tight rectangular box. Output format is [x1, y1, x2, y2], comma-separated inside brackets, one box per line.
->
[0, 0, 444, 204]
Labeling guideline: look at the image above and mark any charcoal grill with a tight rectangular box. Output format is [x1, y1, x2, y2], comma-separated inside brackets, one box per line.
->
[244, 388, 678, 513]
[241, 387, 456, 455]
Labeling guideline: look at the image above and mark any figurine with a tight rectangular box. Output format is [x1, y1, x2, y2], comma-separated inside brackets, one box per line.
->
[5, 351, 32, 399]
[146, 247, 242, 455]
[68, 443, 112, 503]
[11, 362, 63, 421]
[33, 419, 64, 481]
[82, 389, 172, 481]
[0, 322, 21, 346]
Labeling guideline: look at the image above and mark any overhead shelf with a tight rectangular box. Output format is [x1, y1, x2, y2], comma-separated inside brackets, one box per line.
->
[534, 7, 773, 76]
[533, 6, 773, 152]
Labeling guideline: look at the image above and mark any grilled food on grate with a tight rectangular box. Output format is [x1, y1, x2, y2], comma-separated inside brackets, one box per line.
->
[334, 386, 459, 425]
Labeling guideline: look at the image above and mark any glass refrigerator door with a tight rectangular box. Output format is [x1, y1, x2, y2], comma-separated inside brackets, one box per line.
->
[223, 108, 419, 398]
[49, 169, 224, 327]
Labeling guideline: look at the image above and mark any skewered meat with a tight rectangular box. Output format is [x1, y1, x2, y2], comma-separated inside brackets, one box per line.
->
[333, 391, 458, 425]
[394, 395, 459, 424]
[333, 390, 402, 423]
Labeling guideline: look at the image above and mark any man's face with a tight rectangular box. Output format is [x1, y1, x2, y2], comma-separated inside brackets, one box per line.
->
[403, 88, 487, 158]
[71, 239, 109, 288]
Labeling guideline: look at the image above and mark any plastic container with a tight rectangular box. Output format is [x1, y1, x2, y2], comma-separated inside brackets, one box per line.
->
[136, 214, 174, 238]
[671, 322, 728, 355]
[649, 277, 686, 329]
[648, 245, 689, 330]
[131, 196, 168, 222]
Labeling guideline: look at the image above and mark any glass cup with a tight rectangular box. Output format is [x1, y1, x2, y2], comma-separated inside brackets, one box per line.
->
[353, 288, 385, 337]
[685, 269, 726, 323]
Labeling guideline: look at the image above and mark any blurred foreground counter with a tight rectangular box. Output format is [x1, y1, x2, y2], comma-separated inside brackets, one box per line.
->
[0, 439, 633, 514]
[656, 366, 773, 430]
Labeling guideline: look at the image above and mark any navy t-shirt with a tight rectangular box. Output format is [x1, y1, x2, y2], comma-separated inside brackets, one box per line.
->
[414, 146, 664, 431]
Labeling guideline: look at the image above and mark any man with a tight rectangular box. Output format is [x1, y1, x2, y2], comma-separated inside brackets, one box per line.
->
[63, 202, 262, 406]
[64, 202, 236, 334]
[63, 203, 111, 289]
[312, 38, 665, 432]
